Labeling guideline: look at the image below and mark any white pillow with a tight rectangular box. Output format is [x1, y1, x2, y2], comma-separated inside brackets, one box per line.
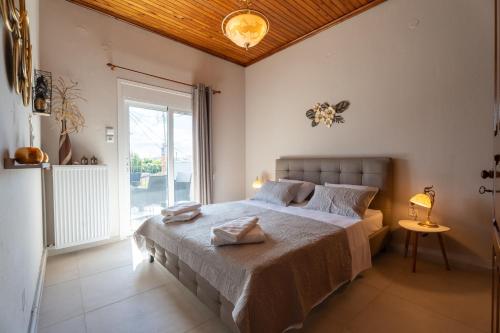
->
[324, 183, 379, 206]
[279, 179, 315, 203]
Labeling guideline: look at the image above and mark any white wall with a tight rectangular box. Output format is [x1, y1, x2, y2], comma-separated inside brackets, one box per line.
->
[40, 0, 246, 239]
[245, 0, 493, 267]
[0, 1, 43, 332]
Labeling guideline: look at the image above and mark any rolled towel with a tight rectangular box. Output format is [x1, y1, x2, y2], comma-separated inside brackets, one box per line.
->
[161, 201, 201, 217]
[211, 224, 265, 246]
[163, 209, 201, 223]
[212, 216, 259, 242]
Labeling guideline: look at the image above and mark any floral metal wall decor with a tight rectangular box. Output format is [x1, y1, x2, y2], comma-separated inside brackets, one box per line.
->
[306, 100, 350, 128]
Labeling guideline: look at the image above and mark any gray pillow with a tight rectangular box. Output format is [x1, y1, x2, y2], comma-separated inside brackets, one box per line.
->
[305, 185, 377, 218]
[252, 181, 302, 206]
[279, 179, 315, 203]
[324, 183, 379, 207]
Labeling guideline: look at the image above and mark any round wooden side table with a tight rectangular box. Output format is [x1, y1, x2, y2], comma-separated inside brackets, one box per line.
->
[398, 220, 451, 273]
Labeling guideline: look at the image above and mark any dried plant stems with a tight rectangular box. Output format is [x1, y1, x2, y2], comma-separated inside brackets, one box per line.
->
[52, 77, 86, 135]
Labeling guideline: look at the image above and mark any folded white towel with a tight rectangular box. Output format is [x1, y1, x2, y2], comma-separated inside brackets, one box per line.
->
[212, 216, 259, 242]
[162, 209, 201, 223]
[161, 201, 201, 217]
[211, 224, 265, 246]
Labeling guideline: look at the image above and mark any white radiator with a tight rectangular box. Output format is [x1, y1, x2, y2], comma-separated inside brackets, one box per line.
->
[52, 165, 110, 249]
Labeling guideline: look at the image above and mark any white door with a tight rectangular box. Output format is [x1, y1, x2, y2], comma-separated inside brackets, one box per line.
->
[117, 80, 194, 237]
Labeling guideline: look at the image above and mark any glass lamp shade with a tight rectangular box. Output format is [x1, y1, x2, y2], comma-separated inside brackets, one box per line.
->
[409, 193, 432, 209]
[222, 10, 269, 49]
[252, 177, 263, 189]
[410, 191, 438, 228]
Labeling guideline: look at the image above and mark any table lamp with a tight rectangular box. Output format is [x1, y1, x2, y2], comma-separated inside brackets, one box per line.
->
[252, 176, 263, 189]
[409, 185, 437, 228]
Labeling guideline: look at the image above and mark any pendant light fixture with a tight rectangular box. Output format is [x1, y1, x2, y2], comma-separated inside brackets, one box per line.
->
[222, 0, 269, 50]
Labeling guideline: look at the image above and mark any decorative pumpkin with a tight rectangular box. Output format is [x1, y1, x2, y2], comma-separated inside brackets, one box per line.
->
[15, 147, 44, 164]
[34, 96, 48, 112]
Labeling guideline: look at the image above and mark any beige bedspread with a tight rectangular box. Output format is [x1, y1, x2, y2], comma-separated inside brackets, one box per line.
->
[134, 202, 352, 333]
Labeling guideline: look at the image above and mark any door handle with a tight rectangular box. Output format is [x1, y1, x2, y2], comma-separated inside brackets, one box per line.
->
[480, 155, 500, 178]
[481, 170, 500, 179]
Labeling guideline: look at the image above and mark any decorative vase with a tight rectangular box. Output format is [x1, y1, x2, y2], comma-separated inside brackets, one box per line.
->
[59, 120, 72, 165]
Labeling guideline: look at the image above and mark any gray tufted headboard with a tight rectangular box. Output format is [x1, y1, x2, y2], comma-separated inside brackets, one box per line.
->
[276, 157, 393, 226]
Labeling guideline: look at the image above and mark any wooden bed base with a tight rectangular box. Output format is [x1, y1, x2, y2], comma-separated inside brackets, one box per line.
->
[369, 225, 391, 256]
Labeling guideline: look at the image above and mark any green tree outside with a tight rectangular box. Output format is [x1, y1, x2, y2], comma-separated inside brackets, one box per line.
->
[130, 153, 162, 174]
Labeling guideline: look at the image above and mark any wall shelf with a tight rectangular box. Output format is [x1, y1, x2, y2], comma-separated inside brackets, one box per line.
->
[3, 158, 50, 170]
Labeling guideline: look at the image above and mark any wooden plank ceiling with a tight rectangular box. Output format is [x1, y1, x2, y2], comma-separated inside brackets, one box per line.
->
[67, 0, 385, 66]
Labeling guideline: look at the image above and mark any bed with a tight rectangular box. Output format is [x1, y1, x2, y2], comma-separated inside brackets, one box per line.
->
[134, 157, 392, 333]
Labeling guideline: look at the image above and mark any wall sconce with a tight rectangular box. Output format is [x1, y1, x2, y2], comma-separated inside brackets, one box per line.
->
[252, 176, 263, 189]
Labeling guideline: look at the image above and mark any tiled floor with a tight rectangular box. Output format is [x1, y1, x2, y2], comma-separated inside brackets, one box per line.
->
[39, 239, 490, 333]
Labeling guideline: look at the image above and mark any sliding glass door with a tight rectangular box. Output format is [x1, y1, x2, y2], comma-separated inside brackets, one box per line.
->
[173, 112, 194, 202]
[118, 80, 193, 236]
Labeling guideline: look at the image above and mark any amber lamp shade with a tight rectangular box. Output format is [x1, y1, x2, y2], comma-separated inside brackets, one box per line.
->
[409, 193, 432, 209]
[409, 186, 438, 228]
[222, 9, 269, 50]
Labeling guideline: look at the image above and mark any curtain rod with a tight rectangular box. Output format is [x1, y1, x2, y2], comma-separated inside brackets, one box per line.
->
[106, 63, 221, 94]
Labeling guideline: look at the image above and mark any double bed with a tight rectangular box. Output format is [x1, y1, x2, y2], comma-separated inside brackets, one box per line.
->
[134, 157, 392, 333]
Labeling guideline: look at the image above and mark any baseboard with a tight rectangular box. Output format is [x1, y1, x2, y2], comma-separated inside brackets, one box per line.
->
[28, 248, 47, 333]
[390, 243, 489, 271]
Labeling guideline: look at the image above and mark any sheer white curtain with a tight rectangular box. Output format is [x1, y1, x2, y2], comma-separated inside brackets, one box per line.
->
[193, 84, 213, 204]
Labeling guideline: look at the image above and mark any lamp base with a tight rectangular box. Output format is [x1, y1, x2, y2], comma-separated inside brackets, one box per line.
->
[418, 220, 439, 228]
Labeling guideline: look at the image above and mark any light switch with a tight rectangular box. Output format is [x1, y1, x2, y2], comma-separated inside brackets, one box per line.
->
[106, 126, 115, 143]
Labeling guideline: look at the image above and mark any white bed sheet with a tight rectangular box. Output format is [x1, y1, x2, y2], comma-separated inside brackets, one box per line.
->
[363, 209, 384, 236]
[290, 202, 384, 237]
[243, 200, 373, 278]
